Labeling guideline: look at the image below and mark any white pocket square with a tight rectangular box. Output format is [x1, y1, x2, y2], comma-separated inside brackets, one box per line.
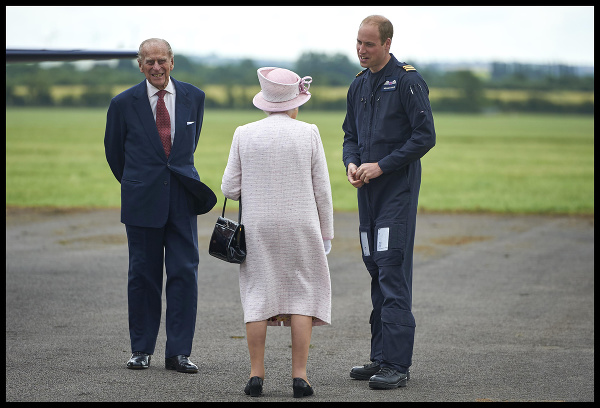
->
[187, 121, 195, 125]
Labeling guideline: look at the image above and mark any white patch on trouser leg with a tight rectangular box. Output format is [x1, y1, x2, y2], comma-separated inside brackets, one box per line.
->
[377, 227, 389, 251]
[361, 231, 370, 256]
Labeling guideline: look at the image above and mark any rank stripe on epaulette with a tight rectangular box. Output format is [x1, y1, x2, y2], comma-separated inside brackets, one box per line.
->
[402, 65, 416, 71]
[356, 69, 367, 77]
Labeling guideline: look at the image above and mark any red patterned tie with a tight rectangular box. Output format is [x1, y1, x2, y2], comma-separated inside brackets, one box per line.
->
[156, 90, 171, 157]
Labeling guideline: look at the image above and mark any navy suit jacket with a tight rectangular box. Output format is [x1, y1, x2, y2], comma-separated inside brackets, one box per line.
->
[105, 78, 216, 227]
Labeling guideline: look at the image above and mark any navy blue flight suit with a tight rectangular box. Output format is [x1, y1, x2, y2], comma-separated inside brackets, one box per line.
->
[342, 53, 436, 373]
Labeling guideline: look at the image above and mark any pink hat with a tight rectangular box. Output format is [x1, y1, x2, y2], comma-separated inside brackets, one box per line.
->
[252, 67, 312, 112]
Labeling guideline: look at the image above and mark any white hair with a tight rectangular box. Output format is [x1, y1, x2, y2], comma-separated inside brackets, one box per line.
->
[264, 107, 298, 116]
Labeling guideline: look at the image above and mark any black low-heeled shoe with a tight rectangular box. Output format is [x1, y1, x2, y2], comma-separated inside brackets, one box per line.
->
[244, 376, 263, 397]
[293, 377, 314, 398]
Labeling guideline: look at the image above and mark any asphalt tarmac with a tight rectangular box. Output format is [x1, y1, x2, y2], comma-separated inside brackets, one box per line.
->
[5, 207, 594, 402]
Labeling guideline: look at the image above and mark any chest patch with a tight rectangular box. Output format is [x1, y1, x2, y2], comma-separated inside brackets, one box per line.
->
[382, 77, 398, 92]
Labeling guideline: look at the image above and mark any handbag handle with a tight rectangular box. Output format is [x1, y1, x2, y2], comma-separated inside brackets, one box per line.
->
[222, 197, 242, 224]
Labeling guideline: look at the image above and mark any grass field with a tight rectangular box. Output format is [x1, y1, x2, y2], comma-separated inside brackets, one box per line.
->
[5, 108, 594, 215]
[11, 85, 595, 106]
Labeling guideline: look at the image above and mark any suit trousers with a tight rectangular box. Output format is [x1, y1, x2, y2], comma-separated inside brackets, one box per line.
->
[125, 173, 199, 358]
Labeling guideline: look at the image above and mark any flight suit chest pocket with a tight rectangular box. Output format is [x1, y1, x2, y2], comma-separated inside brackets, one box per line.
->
[381, 77, 398, 92]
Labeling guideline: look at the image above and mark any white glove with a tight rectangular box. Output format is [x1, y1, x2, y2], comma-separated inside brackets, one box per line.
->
[323, 239, 332, 255]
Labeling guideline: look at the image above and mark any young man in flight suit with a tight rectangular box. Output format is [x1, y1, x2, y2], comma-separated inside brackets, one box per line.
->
[342, 15, 436, 389]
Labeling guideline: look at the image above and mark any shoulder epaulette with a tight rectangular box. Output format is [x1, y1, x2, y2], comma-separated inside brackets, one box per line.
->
[402, 65, 416, 72]
[356, 69, 368, 77]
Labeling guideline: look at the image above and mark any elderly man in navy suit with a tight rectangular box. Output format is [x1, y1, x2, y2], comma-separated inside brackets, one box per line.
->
[105, 38, 216, 373]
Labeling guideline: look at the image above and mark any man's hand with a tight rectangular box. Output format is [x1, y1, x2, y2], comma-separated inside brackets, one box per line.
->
[347, 163, 365, 188]
[355, 162, 382, 184]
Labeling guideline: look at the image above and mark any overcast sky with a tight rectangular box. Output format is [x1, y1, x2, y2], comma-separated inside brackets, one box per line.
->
[6, 6, 595, 67]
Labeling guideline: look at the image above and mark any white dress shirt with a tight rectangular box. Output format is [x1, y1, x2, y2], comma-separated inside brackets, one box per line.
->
[146, 78, 176, 145]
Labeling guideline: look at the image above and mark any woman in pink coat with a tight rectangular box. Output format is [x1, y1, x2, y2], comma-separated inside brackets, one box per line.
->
[221, 67, 334, 398]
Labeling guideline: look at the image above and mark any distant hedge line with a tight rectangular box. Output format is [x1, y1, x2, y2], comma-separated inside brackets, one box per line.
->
[6, 85, 593, 115]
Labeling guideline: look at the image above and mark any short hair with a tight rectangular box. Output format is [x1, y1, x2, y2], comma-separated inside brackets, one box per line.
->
[137, 38, 173, 62]
[360, 15, 393, 45]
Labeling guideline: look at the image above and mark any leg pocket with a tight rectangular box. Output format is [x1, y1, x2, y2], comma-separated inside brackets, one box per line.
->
[373, 221, 406, 266]
[359, 225, 374, 260]
[381, 308, 415, 368]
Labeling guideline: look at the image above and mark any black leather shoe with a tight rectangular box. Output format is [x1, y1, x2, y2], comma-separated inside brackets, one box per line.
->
[165, 355, 198, 373]
[350, 361, 380, 380]
[244, 376, 263, 397]
[126, 352, 151, 369]
[368, 367, 408, 389]
[293, 378, 314, 398]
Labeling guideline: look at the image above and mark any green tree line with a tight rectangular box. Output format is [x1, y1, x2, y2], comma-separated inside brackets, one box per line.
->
[6, 52, 594, 114]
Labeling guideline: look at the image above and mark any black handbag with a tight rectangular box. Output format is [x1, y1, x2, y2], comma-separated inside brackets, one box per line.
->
[209, 198, 246, 264]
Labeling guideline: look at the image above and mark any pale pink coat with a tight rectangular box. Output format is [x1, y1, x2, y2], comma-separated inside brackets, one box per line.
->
[221, 113, 334, 326]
